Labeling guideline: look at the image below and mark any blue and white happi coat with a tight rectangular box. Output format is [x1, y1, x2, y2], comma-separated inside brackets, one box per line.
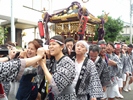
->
[117, 53, 131, 77]
[126, 52, 133, 74]
[48, 56, 76, 100]
[94, 56, 111, 87]
[106, 53, 123, 86]
[75, 58, 103, 100]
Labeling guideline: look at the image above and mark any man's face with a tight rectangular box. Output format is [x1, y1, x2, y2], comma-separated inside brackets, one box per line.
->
[75, 42, 87, 55]
[127, 47, 133, 53]
[65, 41, 74, 52]
[89, 51, 99, 62]
[99, 44, 106, 56]
[106, 44, 114, 53]
[115, 48, 121, 55]
[122, 44, 127, 52]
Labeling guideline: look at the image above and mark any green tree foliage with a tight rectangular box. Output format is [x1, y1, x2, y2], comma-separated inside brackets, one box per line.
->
[115, 34, 130, 44]
[94, 16, 124, 42]
[0, 26, 8, 45]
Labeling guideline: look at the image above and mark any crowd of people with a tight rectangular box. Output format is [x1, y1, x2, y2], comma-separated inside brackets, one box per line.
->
[0, 35, 133, 100]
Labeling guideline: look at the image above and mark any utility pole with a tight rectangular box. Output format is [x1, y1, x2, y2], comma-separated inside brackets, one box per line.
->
[130, 0, 132, 44]
[11, 0, 15, 43]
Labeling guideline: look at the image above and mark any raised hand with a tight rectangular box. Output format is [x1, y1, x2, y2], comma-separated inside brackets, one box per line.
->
[108, 59, 117, 66]
[90, 98, 96, 100]
[121, 49, 125, 54]
[19, 50, 27, 58]
[37, 47, 45, 58]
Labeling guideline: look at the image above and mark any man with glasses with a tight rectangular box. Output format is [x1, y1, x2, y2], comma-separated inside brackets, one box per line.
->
[65, 38, 75, 58]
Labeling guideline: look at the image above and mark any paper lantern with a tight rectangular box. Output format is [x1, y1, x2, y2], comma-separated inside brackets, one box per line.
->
[38, 21, 45, 38]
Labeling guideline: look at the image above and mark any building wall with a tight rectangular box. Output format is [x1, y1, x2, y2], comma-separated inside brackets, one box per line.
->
[120, 26, 132, 36]
[0, 0, 47, 22]
[0, 0, 51, 46]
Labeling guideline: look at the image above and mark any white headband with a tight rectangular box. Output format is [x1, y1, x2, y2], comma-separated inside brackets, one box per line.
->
[76, 40, 89, 52]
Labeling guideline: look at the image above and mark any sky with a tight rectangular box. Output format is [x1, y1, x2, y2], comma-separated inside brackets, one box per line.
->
[0, 0, 131, 46]
[50, 0, 130, 23]
[0, 0, 131, 23]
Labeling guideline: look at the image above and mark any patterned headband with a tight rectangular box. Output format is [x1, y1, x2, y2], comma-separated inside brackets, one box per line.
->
[98, 44, 106, 47]
[50, 39, 64, 45]
[115, 44, 121, 49]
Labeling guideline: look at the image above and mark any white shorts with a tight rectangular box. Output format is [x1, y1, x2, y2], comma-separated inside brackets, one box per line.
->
[106, 84, 121, 98]
[117, 78, 123, 88]
[0, 96, 8, 100]
[102, 90, 107, 99]
[122, 74, 127, 81]
[8, 82, 19, 100]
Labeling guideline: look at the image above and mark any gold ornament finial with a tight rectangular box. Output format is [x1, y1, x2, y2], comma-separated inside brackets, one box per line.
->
[42, 12, 46, 19]
[82, 0, 89, 14]
[82, 0, 89, 3]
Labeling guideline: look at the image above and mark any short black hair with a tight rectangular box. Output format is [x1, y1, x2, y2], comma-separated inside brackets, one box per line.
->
[65, 38, 75, 44]
[89, 44, 100, 53]
[97, 40, 106, 45]
[107, 42, 115, 49]
[128, 44, 133, 48]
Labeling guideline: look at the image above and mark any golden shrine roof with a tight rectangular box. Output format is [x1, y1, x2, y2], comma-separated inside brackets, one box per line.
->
[42, 1, 109, 42]
[42, 1, 108, 24]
